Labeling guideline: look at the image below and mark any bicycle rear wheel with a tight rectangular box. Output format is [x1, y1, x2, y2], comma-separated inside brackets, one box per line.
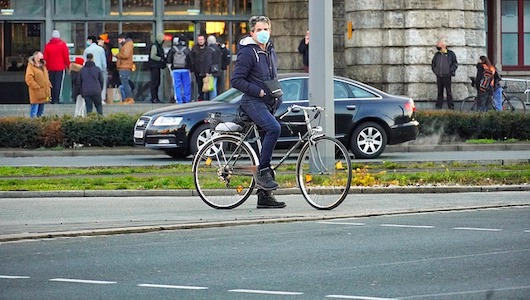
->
[193, 135, 258, 209]
[503, 96, 526, 114]
[296, 136, 352, 210]
[460, 96, 478, 112]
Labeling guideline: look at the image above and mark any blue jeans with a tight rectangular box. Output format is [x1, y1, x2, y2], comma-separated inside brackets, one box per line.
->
[29, 104, 45, 118]
[240, 99, 281, 169]
[493, 87, 503, 111]
[172, 69, 192, 103]
[119, 70, 133, 99]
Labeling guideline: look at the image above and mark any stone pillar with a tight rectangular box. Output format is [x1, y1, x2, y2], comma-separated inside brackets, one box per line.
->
[267, 0, 345, 75]
[344, 0, 486, 103]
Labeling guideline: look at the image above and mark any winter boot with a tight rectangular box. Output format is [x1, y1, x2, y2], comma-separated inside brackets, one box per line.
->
[255, 167, 279, 190]
[256, 189, 286, 209]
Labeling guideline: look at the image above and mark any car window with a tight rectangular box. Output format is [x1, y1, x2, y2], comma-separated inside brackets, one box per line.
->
[334, 81, 349, 99]
[280, 79, 304, 101]
[213, 88, 243, 103]
[344, 82, 378, 98]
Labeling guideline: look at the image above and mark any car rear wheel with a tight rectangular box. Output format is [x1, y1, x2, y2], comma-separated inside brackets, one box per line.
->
[190, 124, 214, 155]
[350, 122, 387, 159]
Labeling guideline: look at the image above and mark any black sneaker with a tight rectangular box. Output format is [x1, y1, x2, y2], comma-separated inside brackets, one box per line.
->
[257, 190, 285, 209]
[255, 167, 279, 190]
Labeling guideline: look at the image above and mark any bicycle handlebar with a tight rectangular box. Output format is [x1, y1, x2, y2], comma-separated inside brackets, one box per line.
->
[278, 104, 324, 120]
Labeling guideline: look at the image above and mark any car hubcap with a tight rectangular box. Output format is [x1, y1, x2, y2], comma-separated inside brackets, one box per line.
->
[357, 127, 382, 154]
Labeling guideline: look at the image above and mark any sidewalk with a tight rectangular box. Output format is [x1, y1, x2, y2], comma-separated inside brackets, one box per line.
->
[1, 142, 529, 242]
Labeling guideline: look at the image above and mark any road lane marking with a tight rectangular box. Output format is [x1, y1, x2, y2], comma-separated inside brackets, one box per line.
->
[524, 230, 530, 233]
[0, 275, 30, 279]
[138, 283, 208, 290]
[317, 221, 366, 226]
[229, 289, 303, 295]
[398, 285, 530, 299]
[326, 295, 397, 300]
[453, 227, 502, 232]
[49, 278, 116, 284]
[380, 224, 434, 229]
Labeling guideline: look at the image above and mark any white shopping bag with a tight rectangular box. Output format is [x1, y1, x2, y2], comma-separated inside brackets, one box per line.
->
[74, 94, 86, 117]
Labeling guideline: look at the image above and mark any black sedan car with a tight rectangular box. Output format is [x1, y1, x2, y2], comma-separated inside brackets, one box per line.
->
[133, 73, 419, 159]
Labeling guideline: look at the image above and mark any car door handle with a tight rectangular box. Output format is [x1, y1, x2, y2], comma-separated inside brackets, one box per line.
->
[346, 105, 357, 110]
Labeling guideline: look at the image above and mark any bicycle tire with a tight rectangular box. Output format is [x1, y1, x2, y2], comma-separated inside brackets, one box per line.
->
[296, 135, 352, 210]
[460, 96, 478, 113]
[503, 96, 527, 114]
[193, 135, 258, 209]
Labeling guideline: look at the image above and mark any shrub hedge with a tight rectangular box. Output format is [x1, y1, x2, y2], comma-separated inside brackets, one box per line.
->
[0, 110, 528, 149]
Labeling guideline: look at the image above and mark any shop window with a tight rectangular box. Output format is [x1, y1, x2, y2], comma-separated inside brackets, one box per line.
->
[164, 0, 228, 15]
[54, 0, 84, 16]
[121, 0, 153, 16]
[501, 0, 530, 69]
[0, 0, 43, 16]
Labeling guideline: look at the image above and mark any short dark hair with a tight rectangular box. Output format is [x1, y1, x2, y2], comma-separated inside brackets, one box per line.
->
[118, 33, 126, 39]
[86, 53, 94, 60]
[87, 36, 97, 43]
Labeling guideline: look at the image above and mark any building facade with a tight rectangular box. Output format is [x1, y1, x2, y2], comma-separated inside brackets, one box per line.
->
[1, 0, 528, 105]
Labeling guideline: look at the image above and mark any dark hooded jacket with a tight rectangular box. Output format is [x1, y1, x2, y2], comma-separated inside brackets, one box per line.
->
[78, 61, 103, 97]
[231, 36, 280, 106]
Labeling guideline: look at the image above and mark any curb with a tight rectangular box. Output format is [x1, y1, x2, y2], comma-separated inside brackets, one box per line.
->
[1, 185, 528, 199]
[1, 203, 528, 243]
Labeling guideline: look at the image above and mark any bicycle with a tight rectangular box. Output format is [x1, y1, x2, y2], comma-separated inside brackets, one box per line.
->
[192, 104, 352, 210]
[460, 77, 526, 114]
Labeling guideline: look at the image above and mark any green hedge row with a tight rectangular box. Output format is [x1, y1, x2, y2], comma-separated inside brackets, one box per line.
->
[0, 111, 528, 149]
[0, 113, 137, 148]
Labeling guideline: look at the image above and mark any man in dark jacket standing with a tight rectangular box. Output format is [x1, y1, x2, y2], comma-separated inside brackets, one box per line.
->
[190, 35, 207, 101]
[231, 15, 285, 209]
[431, 40, 458, 109]
[79, 53, 104, 115]
[43, 30, 70, 104]
[148, 33, 166, 103]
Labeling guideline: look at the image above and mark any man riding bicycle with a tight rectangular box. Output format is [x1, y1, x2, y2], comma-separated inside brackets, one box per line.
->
[231, 15, 285, 209]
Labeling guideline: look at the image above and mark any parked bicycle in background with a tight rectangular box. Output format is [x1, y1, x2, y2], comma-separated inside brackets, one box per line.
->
[460, 76, 526, 114]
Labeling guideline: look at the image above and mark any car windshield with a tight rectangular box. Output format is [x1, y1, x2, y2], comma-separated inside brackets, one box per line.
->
[212, 88, 243, 103]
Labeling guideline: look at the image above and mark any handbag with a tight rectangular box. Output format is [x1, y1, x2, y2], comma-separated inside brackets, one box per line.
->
[202, 75, 214, 93]
[106, 87, 122, 104]
[264, 78, 283, 98]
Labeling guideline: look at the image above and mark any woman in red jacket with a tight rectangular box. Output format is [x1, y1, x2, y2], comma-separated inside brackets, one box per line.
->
[43, 30, 70, 104]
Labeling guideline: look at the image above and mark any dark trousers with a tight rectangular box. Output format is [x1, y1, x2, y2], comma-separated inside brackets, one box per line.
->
[240, 99, 281, 169]
[84, 94, 103, 115]
[150, 68, 161, 101]
[195, 72, 205, 101]
[49, 70, 65, 104]
[436, 76, 454, 109]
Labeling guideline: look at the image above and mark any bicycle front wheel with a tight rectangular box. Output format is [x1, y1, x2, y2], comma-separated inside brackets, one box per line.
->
[296, 136, 352, 210]
[503, 96, 527, 114]
[460, 96, 477, 113]
[193, 135, 258, 209]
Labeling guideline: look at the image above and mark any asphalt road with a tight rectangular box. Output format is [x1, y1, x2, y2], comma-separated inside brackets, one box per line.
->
[1, 150, 529, 167]
[1, 207, 529, 299]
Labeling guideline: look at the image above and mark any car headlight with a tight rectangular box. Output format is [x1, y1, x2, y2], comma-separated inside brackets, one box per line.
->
[153, 116, 183, 126]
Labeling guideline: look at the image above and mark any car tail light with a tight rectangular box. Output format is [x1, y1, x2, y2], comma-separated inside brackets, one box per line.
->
[404, 99, 416, 114]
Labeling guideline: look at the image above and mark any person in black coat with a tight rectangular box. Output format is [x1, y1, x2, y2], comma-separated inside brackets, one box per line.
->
[79, 53, 104, 115]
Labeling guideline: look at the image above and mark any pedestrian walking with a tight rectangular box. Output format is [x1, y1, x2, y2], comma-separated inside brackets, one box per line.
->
[190, 34, 207, 101]
[204, 35, 222, 100]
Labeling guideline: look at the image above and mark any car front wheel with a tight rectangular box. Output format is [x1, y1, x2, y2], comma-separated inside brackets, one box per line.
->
[350, 122, 387, 159]
[190, 124, 214, 155]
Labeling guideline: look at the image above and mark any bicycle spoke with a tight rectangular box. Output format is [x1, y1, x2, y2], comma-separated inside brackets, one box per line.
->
[193, 136, 257, 209]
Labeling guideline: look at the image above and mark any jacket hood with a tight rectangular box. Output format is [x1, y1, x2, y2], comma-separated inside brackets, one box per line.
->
[239, 36, 257, 47]
[156, 33, 165, 44]
[48, 37, 63, 44]
[28, 55, 45, 67]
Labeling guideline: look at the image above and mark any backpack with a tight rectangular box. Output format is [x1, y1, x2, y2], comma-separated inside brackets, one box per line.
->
[172, 46, 187, 69]
[479, 64, 495, 92]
